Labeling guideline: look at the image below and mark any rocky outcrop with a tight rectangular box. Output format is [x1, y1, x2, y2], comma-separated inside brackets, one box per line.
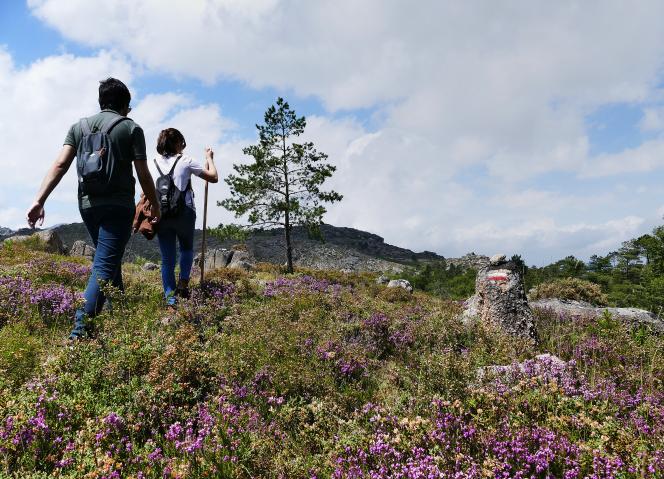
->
[195, 248, 255, 271]
[387, 279, 413, 293]
[197, 248, 234, 271]
[228, 250, 254, 270]
[70, 240, 95, 259]
[289, 241, 404, 273]
[51, 223, 419, 272]
[462, 255, 537, 340]
[475, 354, 569, 385]
[3, 229, 66, 254]
[446, 252, 490, 271]
[531, 298, 664, 333]
[26, 222, 492, 273]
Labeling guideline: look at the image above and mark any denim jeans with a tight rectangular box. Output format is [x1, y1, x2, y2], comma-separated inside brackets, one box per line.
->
[157, 207, 196, 305]
[71, 205, 133, 337]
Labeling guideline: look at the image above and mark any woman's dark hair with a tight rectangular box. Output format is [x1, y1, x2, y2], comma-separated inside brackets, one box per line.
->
[98, 78, 131, 112]
[157, 128, 186, 156]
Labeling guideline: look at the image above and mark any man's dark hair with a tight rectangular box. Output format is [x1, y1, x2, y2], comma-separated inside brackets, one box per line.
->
[98, 78, 131, 112]
[156, 128, 186, 156]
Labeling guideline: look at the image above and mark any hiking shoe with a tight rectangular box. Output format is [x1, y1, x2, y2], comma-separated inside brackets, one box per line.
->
[68, 328, 90, 341]
[68, 318, 95, 341]
[175, 279, 190, 299]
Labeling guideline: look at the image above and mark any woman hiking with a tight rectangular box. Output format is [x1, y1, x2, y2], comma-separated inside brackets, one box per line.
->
[153, 128, 218, 306]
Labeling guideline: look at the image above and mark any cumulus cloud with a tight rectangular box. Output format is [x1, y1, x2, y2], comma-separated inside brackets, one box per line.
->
[302, 115, 659, 263]
[13, 1, 664, 263]
[448, 216, 646, 264]
[580, 140, 664, 177]
[639, 107, 664, 131]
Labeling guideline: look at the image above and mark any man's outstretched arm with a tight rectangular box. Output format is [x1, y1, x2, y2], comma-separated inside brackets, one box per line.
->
[26, 145, 77, 228]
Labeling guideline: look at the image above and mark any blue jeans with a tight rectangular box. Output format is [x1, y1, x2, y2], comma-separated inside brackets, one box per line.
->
[157, 207, 196, 305]
[72, 205, 133, 337]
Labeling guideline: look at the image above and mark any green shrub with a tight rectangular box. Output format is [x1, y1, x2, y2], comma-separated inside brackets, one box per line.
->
[3, 235, 49, 252]
[378, 286, 413, 303]
[529, 277, 608, 305]
[206, 266, 251, 283]
[2, 245, 664, 478]
[132, 255, 151, 266]
[0, 323, 42, 387]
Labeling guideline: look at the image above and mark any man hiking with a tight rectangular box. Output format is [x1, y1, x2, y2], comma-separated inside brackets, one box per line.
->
[26, 78, 161, 340]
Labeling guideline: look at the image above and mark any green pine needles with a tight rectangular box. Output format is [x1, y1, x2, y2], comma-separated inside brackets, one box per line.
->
[220, 98, 342, 273]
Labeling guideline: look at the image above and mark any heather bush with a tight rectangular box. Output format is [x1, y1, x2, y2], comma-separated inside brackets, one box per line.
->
[377, 286, 413, 302]
[254, 261, 285, 274]
[206, 266, 251, 283]
[0, 247, 663, 478]
[529, 277, 609, 305]
[0, 274, 82, 329]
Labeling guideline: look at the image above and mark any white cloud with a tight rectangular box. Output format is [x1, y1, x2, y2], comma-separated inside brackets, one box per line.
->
[580, 140, 664, 177]
[27, 1, 664, 112]
[26, 1, 664, 183]
[448, 216, 646, 265]
[11, 1, 664, 263]
[640, 106, 664, 131]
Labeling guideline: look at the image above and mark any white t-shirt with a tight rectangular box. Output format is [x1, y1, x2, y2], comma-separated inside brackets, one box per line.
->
[154, 154, 204, 210]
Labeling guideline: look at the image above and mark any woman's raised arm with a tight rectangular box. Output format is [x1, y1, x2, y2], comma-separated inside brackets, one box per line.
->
[199, 147, 218, 183]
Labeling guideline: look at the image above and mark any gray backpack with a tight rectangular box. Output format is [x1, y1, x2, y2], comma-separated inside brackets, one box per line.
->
[76, 115, 127, 195]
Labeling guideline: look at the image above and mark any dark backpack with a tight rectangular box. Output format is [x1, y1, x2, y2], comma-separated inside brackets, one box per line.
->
[76, 115, 128, 196]
[154, 155, 190, 218]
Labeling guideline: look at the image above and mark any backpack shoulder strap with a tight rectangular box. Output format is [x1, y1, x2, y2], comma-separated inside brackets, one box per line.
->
[153, 158, 165, 176]
[102, 115, 129, 134]
[79, 118, 92, 136]
[167, 154, 182, 176]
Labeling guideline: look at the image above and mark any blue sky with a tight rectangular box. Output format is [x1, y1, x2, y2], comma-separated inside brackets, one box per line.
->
[3, 1, 664, 265]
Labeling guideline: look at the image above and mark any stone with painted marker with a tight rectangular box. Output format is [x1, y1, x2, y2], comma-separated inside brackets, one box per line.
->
[486, 269, 510, 283]
[461, 255, 536, 340]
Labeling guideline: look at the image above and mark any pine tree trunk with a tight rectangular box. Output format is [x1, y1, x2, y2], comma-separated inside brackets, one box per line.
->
[285, 216, 293, 274]
[282, 125, 293, 273]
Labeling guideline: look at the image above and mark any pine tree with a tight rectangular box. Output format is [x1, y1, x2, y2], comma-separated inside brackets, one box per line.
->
[220, 98, 342, 273]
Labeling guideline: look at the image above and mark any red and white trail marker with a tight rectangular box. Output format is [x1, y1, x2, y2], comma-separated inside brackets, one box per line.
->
[487, 269, 510, 282]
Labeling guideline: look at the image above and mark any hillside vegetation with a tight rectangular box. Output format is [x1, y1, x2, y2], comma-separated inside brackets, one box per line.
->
[0, 241, 663, 478]
[399, 225, 664, 316]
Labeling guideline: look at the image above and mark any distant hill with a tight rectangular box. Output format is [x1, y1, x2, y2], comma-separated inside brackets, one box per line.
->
[1, 223, 488, 272]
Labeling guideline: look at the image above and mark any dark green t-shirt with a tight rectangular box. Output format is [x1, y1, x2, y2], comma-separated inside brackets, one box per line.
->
[64, 109, 147, 210]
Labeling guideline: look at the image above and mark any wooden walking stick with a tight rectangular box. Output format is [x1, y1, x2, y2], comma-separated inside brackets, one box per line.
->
[199, 180, 209, 284]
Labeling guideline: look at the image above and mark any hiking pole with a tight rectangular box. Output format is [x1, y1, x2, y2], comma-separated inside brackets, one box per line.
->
[199, 180, 209, 285]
